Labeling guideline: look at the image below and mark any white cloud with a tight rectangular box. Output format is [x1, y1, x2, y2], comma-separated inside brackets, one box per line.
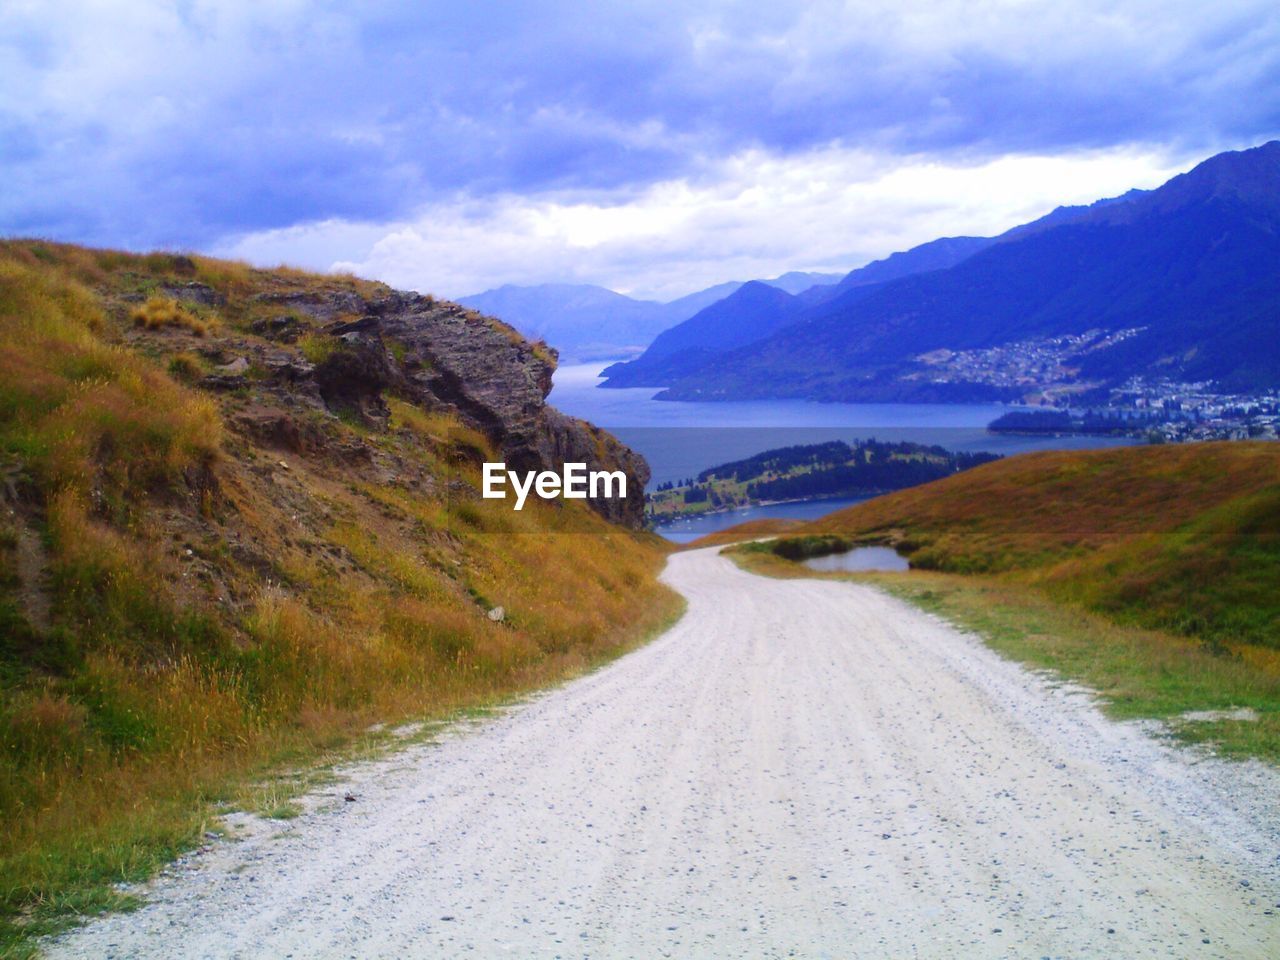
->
[217, 143, 1193, 301]
[4, 0, 1276, 251]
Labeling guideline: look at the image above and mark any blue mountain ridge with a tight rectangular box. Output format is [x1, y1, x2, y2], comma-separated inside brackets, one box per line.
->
[605, 142, 1280, 401]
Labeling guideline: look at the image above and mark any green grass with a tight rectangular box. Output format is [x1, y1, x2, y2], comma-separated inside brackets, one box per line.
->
[298, 332, 339, 365]
[875, 572, 1280, 760]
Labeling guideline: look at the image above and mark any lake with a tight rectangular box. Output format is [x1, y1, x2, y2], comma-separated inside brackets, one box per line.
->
[548, 362, 1135, 539]
[648, 497, 874, 545]
[803, 546, 911, 573]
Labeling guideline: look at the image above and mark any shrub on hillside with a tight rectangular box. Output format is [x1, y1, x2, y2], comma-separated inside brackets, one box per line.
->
[131, 296, 212, 336]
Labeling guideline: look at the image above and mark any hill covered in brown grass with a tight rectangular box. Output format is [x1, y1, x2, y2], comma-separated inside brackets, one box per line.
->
[779, 442, 1279, 648]
[0, 240, 679, 947]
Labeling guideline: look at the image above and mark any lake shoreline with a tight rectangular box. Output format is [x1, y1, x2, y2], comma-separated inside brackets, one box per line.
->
[546, 360, 1137, 539]
[647, 490, 891, 529]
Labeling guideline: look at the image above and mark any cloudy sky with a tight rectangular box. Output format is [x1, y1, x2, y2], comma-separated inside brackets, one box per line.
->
[3, 1, 1278, 300]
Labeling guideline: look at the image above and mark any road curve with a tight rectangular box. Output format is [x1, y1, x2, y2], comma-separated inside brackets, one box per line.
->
[48, 547, 1280, 959]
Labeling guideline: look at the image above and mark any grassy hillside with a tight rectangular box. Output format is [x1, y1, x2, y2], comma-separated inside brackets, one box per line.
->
[0, 241, 679, 952]
[785, 442, 1279, 650]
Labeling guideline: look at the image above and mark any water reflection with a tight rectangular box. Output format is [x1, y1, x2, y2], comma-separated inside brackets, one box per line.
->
[802, 546, 910, 573]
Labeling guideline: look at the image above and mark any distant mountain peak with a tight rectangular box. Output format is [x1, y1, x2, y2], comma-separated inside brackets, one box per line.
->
[1150, 139, 1280, 209]
[762, 270, 844, 294]
[1074, 140, 1280, 226]
[602, 276, 806, 379]
[730, 279, 799, 302]
[622, 139, 1280, 401]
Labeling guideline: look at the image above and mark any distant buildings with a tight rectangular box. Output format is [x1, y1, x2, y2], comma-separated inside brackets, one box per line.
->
[910, 330, 1279, 442]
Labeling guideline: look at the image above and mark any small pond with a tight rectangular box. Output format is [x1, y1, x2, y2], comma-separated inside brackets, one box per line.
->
[802, 545, 910, 573]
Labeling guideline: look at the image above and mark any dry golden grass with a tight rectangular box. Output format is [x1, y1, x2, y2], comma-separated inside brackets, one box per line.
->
[130, 296, 213, 336]
[778, 443, 1280, 648]
[0, 239, 680, 953]
[166, 352, 204, 383]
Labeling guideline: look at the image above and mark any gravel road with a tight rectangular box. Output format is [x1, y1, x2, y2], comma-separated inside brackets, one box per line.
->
[48, 547, 1280, 959]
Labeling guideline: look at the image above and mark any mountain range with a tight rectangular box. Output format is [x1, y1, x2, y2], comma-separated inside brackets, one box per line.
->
[602, 142, 1280, 402]
[600, 237, 1002, 387]
[459, 271, 840, 362]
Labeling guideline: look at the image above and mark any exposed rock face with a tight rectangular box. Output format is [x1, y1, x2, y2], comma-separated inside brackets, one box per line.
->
[251, 289, 649, 527]
[313, 324, 397, 426]
[536, 408, 649, 527]
[162, 281, 224, 306]
[375, 292, 649, 527]
[251, 289, 364, 323]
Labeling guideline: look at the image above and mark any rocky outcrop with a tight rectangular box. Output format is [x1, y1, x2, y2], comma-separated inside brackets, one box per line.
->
[537, 408, 648, 526]
[162, 281, 224, 307]
[375, 292, 649, 527]
[250, 289, 364, 323]
[312, 320, 398, 426]
[245, 289, 649, 527]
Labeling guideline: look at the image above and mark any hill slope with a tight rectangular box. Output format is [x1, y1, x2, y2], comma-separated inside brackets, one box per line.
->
[643, 142, 1280, 401]
[813, 235, 995, 302]
[785, 442, 1280, 648]
[0, 241, 678, 945]
[601, 281, 805, 387]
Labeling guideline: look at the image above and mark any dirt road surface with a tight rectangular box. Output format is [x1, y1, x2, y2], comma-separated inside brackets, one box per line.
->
[47, 547, 1280, 958]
